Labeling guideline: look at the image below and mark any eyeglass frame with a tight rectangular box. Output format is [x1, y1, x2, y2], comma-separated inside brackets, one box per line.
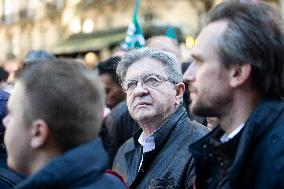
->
[121, 72, 177, 94]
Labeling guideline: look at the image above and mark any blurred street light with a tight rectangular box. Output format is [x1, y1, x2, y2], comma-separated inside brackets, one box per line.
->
[85, 52, 98, 67]
[186, 35, 196, 49]
[69, 17, 81, 33]
[82, 19, 94, 33]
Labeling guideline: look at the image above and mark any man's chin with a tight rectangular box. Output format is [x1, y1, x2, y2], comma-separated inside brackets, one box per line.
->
[190, 104, 211, 117]
[7, 161, 17, 173]
[134, 112, 155, 123]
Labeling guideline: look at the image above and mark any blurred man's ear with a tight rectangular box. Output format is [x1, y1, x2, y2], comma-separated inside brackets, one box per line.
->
[229, 63, 252, 88]
[30, 119, 50, 149]
[175, 82, 185, 105]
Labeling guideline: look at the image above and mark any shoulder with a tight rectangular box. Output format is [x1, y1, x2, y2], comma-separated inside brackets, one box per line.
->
[250, 128, 284, 188]
[88, 170, 128, 189]
[69, 170, 128, 189]
[266, 124, 284, 169]
[112, 137, 135, 169]
[109, 101, 135, 127]
[245, 113, 284, 185]
[0, 167, 24, 189]
[112, 138, 135, 184]
[111, 101, 129, 117]
[117, 137, 135, 154]
[178, 118, 209, 142]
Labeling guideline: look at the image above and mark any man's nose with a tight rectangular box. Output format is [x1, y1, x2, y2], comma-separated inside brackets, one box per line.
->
[183, 63, 196, 84]
[133, 82, 148, 97]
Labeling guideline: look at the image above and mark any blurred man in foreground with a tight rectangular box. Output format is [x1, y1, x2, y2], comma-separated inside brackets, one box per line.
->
[4, 59, 127, 189]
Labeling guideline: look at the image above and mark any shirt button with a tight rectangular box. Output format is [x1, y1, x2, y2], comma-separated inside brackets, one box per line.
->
[272, 138, 277, 144]
[202, 144, 207, 149]
[207, 177, 213, 183]
[220, 161, 224, 167]
[209, 153, 213, 157]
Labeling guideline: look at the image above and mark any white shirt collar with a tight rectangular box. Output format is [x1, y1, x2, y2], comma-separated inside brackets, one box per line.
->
[220, 124, 245, 143]
[138, 131, 155, 153]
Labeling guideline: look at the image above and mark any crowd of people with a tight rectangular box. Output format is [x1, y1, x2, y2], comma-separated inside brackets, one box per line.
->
[0, 1, 284, 189]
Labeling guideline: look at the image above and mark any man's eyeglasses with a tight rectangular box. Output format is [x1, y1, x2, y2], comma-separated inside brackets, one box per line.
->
[122, 73, 174, 94]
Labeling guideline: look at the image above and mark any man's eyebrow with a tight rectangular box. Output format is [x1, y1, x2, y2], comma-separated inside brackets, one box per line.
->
[143, 72, 159, 77]
[126, 72, 158, 80]
[191, 53, 204, 62]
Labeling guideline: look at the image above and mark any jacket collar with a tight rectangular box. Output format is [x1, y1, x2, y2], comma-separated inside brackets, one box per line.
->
[125, 105, 188, 184]
[132, 105, 187, 151]
[230, 98, 284, 175]
[16, 138, 108, 188]
[190, 98, 284, 185]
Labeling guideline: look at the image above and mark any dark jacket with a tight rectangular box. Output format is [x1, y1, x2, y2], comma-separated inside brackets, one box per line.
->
[108, 102, 139, 161]
[0, 167, 24, 189]
[15, 138, 128, 189]
[113, 105, 209, 189]
[190, 99, 284, 189]
[100, 101, 139, 165]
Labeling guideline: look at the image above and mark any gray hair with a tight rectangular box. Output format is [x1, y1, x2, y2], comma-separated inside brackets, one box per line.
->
[116, 47, 182, 83]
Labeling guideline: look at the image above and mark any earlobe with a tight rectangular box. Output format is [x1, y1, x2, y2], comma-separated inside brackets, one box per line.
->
[30, 119, 49, 149]
[230, 64, 251, 88]
[175, 82, 185, 104]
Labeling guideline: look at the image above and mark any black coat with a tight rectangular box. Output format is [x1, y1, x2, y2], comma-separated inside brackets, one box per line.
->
[15, 139, 127, 189]
[190, 99, 284, 189]
[100, 101, 139, 165]
[113, 106, 209, 189]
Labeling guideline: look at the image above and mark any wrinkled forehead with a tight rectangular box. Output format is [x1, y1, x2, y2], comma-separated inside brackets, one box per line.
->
[125, 72, 163, 81]
[125, 57, 167, 79]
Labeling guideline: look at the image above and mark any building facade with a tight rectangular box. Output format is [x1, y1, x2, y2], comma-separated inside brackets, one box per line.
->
[0, 0, 281, 64]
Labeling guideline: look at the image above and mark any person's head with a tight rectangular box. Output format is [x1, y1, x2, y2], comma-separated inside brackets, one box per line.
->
[22, 50, 57, 71]
[146, 36, 181, 61]
[183, 2, 284, 117]
[117, 48, 185, 127]
[24, 50, 56, 62]
[111, 46, 129, 57]
[97, 56, 125, 109]
[3, 59, 104, 175]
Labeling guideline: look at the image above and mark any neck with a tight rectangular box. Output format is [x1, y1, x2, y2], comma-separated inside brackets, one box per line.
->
[138, 118, 164, 137]
[219, 91, 261, 135]
[27, 149, 62, 175]
[138, 107, 178, 137]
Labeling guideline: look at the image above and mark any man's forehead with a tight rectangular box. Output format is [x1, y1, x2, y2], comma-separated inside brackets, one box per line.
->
[191, 20, 228, 57]
[125, 58, 165, 78]
[198, 20, 227, 44]
[126, 72, 161, 80]
[133, 57, 160, 64]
